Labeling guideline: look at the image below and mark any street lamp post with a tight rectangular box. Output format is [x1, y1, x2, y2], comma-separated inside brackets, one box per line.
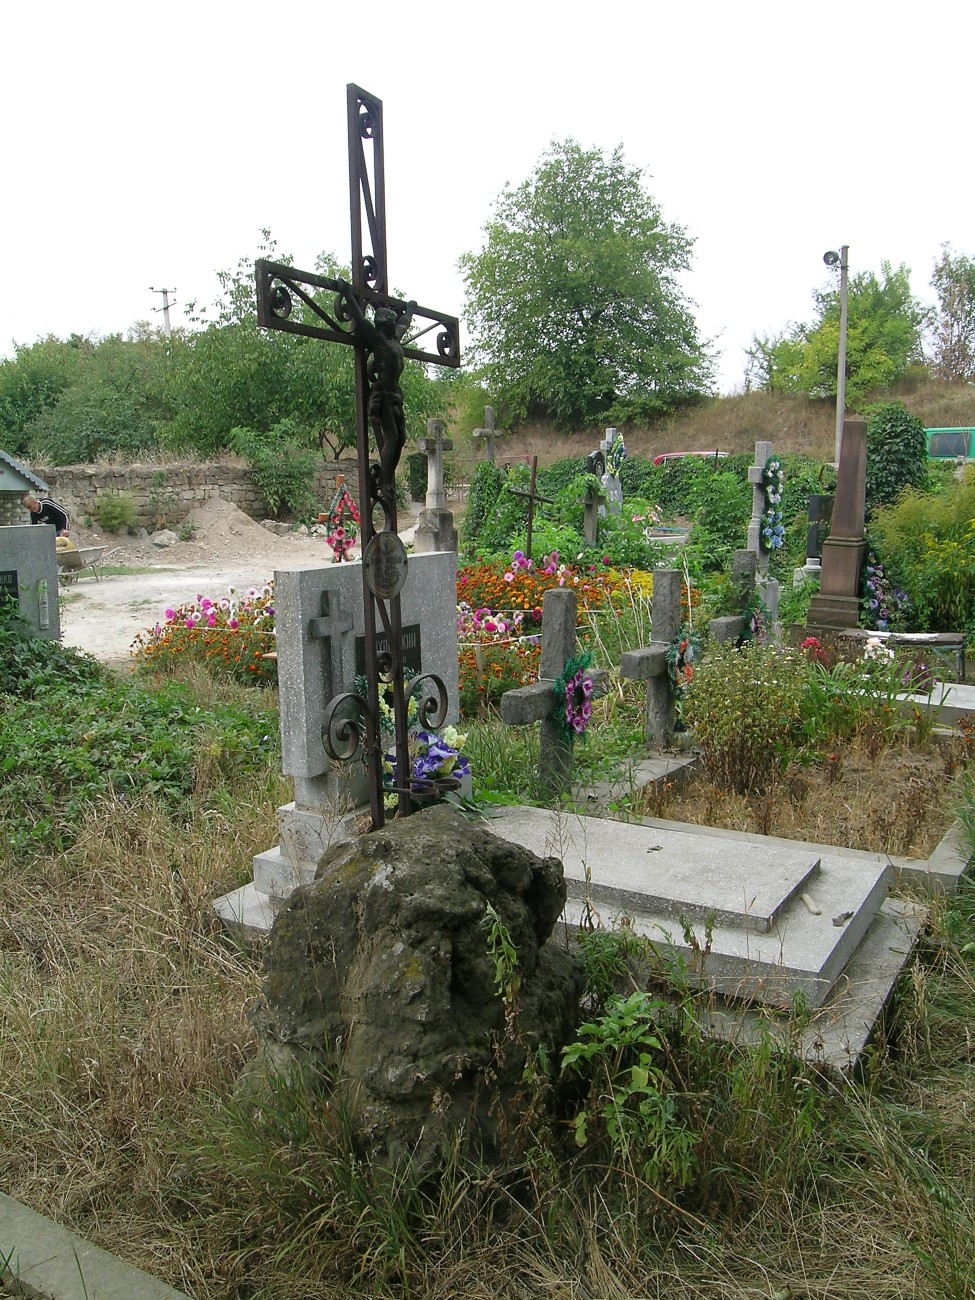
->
[823, 246, 849, 465]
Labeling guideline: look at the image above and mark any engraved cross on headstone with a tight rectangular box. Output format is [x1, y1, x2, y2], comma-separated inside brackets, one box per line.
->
[255, 84, 461, 829]
[308, 591, 355, 698]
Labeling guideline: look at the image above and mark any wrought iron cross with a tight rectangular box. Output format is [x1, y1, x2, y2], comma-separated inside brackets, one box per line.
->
[255, 84, 461, 829]
[507, 455, 553, 558]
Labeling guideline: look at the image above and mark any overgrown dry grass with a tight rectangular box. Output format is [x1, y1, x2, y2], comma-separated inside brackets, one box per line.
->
[639, 731, 968, 858]
[481, 381, 975, 471]
[3, 664, 975, 1297]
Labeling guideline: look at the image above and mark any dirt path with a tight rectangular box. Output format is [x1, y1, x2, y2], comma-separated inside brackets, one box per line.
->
[59, 498, 424, 665]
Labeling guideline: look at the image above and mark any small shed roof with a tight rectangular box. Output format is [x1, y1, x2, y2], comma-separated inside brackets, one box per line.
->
[0, 450, 48, 495]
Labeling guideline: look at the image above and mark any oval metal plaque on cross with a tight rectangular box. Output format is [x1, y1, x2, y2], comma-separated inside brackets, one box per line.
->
[363, 532, 408, 599]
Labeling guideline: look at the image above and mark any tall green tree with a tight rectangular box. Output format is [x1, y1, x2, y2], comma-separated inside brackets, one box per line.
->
[25, 327, 172, 463]
[459, 140, 714, 431]
[164, 235, 444, 458]
[752, 262, 926, 402]
[0, 335, 84, 456]
[929, 244, 975, 383]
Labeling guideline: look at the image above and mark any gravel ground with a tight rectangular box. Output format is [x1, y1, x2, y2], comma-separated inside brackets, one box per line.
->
[59, 497, 424, 665]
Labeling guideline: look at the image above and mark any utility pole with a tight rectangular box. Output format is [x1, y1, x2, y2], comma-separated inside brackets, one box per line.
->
[149, 286, 177, 338]
[823, 246, 850, 465]
[835, 245, 849, 466]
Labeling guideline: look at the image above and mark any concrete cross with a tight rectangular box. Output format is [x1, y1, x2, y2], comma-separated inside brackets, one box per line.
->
[746, 440, 774, 575]
[416, 417, 453, 511]
[620, 568, 682, 745]
[473, 406, 506, 464]
[413, 418, 458, 554]
[501, 588, 608, 794]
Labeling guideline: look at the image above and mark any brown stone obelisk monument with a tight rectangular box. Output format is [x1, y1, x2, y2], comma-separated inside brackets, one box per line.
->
[806, 416, 867, 630]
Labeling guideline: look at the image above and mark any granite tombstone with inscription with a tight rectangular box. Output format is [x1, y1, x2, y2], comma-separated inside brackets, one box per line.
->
[215, 549, 459, 933]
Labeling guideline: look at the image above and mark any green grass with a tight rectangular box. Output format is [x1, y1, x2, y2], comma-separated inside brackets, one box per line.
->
[4, 619, 975, 1298]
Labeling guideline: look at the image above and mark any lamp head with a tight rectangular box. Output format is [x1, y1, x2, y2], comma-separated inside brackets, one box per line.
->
[823, 250, 840, 267]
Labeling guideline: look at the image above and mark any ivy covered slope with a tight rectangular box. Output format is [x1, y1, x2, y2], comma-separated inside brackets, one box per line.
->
[0, 604, 280, 855]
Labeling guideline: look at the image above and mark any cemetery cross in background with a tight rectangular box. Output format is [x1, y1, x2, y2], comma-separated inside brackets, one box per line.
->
[255, 84, 461, 829]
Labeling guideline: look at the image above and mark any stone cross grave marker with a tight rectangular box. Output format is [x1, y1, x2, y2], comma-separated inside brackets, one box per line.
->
[413, 417, 458, 554]
[214, 550, 459, 932]
[501, 587, 609, 795]
[619, 568, 681, 746]
[746, 440, 773, 575]
[600, 428, 623, 516]
[710, 549, 759, 645]
[0, 525, 59, 640]
[745, 440, 780, 622]
[472, 405, 505, 463]
[583, 447, 606, 544]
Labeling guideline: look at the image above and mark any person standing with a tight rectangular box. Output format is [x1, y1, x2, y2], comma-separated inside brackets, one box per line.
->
[22, 493, 70, 536]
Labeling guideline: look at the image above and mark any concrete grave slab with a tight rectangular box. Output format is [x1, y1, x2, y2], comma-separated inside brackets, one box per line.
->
[490, 806, 893, 1010]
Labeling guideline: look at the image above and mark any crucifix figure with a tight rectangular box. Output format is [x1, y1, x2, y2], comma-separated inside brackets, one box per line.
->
[255, 84, 461, 829]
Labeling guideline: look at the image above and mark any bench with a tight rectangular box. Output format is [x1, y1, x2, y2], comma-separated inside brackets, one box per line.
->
[56, 546, 112, 584]
[838, 629, 966, 682]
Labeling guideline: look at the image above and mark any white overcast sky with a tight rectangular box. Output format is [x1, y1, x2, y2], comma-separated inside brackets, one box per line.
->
[1, 0, 970, 395]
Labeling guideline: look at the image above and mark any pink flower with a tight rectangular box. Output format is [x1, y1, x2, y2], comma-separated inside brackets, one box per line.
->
[504, 572, 514, 583]
[229, 618, 239, 630]
[602, 555, 610, 565]
[207, 615, 217, 627]
[185, 617, 196, 629]
[164, 608, 175, 620]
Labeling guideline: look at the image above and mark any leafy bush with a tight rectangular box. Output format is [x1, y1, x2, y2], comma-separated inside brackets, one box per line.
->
[685, 471, 751, 572]
[470, 462, 536, 555]
[683, 642, 811, 794]
[230, 420, 319, 520]
[619, 455, 664, 502]
[869, 469, 975, 634]
[460, 459, 505, 555]
[536, 456, 588, 498]
[406, 451, 427, 502]
[95, 490, 137, 533]
[0, 598, 107, 697]
[0, 616, 279, 853]
[865, 402, 928, 513]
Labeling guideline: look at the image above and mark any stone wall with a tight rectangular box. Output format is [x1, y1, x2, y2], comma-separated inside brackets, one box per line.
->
[30, 461, 348, 531]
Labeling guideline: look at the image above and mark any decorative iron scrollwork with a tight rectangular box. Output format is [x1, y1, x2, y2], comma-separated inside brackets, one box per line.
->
[437, 324, 459, 361]
[405, 673, 448, 732]
[321, 692, 374, 764]
[269, 285, 292, 319]
[358, 102, 377, 138]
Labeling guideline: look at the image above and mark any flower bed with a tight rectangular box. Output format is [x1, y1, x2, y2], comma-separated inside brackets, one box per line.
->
[131, 585, 277, 685]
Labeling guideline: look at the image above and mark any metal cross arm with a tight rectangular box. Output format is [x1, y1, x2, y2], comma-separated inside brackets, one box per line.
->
[255, 259, 460, 368]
